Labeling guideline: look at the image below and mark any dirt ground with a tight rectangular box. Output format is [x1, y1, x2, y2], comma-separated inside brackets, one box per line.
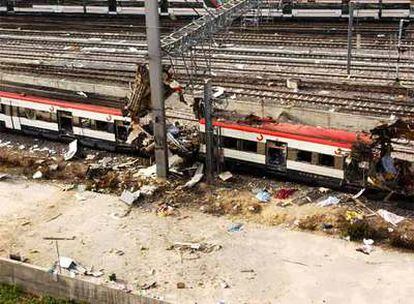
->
[1, 179, 414, 304]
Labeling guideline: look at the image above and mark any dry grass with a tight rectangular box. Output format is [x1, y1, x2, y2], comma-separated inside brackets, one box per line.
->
[202, 189, 263, 216]
[202, 186, 414, 252]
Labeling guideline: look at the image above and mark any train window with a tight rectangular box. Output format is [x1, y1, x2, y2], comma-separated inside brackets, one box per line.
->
[240, 140, 257, 153]
[0, 104, 3, 114]
[17, 107, 25, 117]
[73, 117, 81, 127]
[115, 120, 129, 142]
[80, 118, 93, 129]
[297, 150, 312, 163]
[24, 109, 37, 120]
[38, 111, 52, 122]
[319, 154, 335, 167]
[222, 136, 238, 149]
[96, 120, 110, 132]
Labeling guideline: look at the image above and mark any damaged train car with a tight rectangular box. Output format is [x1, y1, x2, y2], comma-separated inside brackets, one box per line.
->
[348, 120, 414, 196]
[199, 113, 414, 196]
[0, 64, 196, 156]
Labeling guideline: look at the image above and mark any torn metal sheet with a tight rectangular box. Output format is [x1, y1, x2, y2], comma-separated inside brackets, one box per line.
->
[64, 140, 78, 161]
[219, 171, 233, 181]
[120, 190, 140, 205]
[183, 163, 204, 188]
[377, 209, 405, 226]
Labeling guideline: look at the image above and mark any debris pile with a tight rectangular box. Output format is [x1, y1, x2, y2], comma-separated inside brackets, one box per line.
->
[348, 119, 414, 196]
[167, 242, 222, 253]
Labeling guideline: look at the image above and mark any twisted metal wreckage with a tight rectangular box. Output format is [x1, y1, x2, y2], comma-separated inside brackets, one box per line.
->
[349, 119, 414, 196]
[125, 64, 196, 156]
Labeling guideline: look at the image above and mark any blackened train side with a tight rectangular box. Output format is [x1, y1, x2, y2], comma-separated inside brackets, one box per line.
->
[198, 115, 414, 196]
[0, 64, 194, 156]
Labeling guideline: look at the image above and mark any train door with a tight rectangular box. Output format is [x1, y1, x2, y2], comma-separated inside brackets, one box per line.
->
[108, 0, 117, 13]
[57, 110, 73, 135]
[10, 106, 21, 130]
[114, 120, 129, 143]
[266, 140, 287, 172]
[3, 105, 14, 129]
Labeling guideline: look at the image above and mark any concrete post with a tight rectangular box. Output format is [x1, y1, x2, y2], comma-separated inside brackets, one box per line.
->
[145, 0, 169, 178]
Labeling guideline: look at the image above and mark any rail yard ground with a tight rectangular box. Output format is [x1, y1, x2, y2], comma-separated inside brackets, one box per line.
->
[1, 132, 414, 303]
[2, 177, 414, 304]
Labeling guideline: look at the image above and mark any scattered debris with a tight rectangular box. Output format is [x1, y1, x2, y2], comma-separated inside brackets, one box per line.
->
[64, 140, 79, 161]
[136, 165, 157, 178]
[275, 188, 297, 200]
[120, 190, 140, 206]
[46, 213, 62, 223]
[156, 203, 175, 217]
[219, 171, 233, 181]
[240, 269, 255, 273]
[317, 196, 340, 207]
[43, 236, 76, 241]
[286, 78, 300, 91]
[212, 86, 225, 99]
[48, 164, 59, 171]
[168, 242, 222, 253]
[319, 187, 331, 193]
[255, 190, 271, 203]
[220, 279, 230, 289]
[377, 209, 405, 226]
[139, 281, 157, 290]
[58, 256, 87, 275]
[0, 173, 10, 180]
[139, 185, 158, 196]
[114, 249, 125, 256]
[281, 259, 308, 267]
[322, 223, 334, 230]
[353, 188, 366, 199]
[109, 273, 117, 282]
[356, 239, 375, 255]
[32, 171, 43, 179]
[183, 163, 204, 188]
[176, 282, 186, 289]
[86, 267, 104, 278]
[9, 253, 27, 262]
[228, 223, 244, 233]
[77, 91, 88, 98]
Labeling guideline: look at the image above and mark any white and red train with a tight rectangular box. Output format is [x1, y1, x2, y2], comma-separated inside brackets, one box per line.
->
[198, 117, 369, 186]
[0, 91, 131, 151]
[0, 0, 411, 18]
[1, 89, 413, 194]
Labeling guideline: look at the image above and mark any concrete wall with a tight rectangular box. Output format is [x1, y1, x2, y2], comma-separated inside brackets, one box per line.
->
[224, 99, 387, 132]
[0, 258, 168, 304]
[0, 72, 129, 98]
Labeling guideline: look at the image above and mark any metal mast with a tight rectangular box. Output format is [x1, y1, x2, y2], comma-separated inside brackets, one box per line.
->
[145, 0, 259, 177]
[347, 1, 354, 76]
[145, 0, 169, 178]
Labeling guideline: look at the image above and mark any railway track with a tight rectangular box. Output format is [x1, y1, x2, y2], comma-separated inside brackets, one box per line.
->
[0, 16, 413, 121]
[190, 82, 414, 119]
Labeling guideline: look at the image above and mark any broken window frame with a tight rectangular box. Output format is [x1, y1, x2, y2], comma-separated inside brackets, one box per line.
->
[239, 139, 258, 153]
[296, 150, 313, 163]
[318, 153, 335, 168]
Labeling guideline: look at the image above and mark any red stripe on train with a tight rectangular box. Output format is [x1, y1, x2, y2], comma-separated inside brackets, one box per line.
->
[200, 119, 370, 149]
[0, 91, 123, 116]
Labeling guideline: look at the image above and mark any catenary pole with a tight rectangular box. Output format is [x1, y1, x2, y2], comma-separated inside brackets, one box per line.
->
[347, 1, 354, 76]
[145, 0, 169, 178]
